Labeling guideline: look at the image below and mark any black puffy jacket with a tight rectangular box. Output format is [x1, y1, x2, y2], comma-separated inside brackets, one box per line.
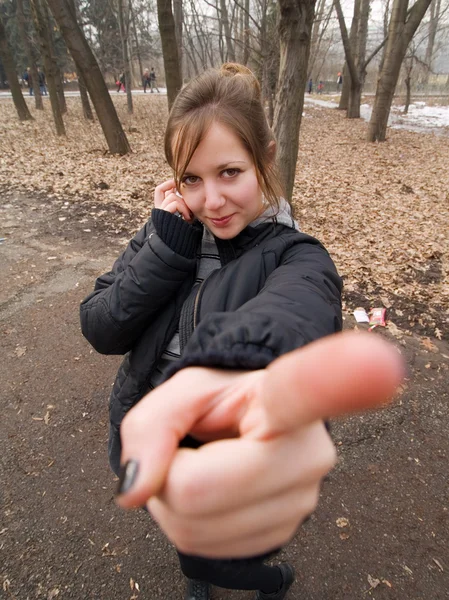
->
[80, 209, 342, 472]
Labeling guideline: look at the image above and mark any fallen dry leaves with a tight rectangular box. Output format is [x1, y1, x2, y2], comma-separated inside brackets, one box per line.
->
[0, 95, 448, 339]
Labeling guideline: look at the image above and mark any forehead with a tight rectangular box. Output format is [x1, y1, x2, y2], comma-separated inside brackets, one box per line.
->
[184, 122, 251, 169]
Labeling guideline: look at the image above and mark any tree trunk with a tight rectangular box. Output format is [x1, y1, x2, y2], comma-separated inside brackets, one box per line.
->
[336, 0, 360, 111]
[273, 0, 315, 202]
[378, 0, 390, 74]
[0, 15, 33, 121]
[46, 0, 131, 154]
[423, 0, 441, 84]
[30, 0, 65, 135]
[190, 0, 208, 69]
[16, 0, 43, 110]
[130, 1, 143, 85]
[338, 62, 350, 109]
[173, 0, 183, 79]
[308, 0, 326, 77]
[404, 73, 411, 114]
[185, 23, 201, 75]
[243, 0, 250, 65]
[368, 0, 432, 142]
[347, 0, 370, 118]
[260, 2, 269, 102]
[67, 0, 93, 121]
[216, 0, 225, 64]
[308, 0, 332, 79]
[43, 1, 67, 114]
[347, 81, 362, 117]
[157, 0, 182, 111]
[220, 0, 236, 61]
[118, 0, 133, 114]
[79, 73, 94, 120]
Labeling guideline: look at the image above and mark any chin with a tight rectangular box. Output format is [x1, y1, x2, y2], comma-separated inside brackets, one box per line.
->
[211, 227, 241, 240]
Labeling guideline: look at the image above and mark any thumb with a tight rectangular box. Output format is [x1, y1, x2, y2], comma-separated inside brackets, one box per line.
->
[240, 332, 404, 439]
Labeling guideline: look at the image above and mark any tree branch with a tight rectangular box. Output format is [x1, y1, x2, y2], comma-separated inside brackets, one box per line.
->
[333, 0, 359, 85]
[363, 35, 388, 69]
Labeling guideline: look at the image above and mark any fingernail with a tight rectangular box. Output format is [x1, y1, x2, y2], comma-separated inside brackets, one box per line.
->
[116, 460, 139, 496]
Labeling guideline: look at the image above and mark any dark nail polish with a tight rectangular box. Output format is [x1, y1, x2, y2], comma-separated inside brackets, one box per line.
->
[116, 460, 139, 496]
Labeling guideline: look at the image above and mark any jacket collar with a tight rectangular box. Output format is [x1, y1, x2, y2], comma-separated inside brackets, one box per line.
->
[194, 198, 299, 265]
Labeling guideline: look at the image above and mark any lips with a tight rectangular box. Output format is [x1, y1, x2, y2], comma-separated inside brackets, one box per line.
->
[209, 214, 234, 227]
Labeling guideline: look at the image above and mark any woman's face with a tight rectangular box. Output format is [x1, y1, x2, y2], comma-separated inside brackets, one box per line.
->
[178, 122, 264, 239]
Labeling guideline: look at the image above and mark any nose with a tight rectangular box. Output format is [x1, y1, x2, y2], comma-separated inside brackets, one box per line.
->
[203, 180, 226, 211]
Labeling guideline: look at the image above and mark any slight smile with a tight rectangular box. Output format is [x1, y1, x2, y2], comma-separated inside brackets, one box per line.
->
[209, 214, 235, 227]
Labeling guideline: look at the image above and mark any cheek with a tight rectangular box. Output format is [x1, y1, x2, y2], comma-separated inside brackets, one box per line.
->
[236, 177, 262, 208]
[182, 191, 202, 213]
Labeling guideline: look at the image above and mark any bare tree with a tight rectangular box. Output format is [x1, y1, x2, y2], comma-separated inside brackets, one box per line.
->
[0, 14, 33, 121]
[16, 0, 43, 110]
[308, 0, 333, 78]
[368, 0, 433, 142]
[334, 0, 371, 118]
[401, 45, 428, 111]
[423, 0, 442, 83]
[30, 0, 65, 135]
[337, 0, 361, 110]
[273, 0, 315, 202]
[46, 0, 131, 154]
[173, 0, 183, 78]
[261, 1, 280, 126]
[378, 0, 391, 73]
[130, 1, 144, 82]
[243, 0, 250, 64]
[157, 0, 182, 110]
[67, 0, 94, 121]
[42, 1, 67, 114]
[220, 0, 236, 60]
[117, 0, 134, 113]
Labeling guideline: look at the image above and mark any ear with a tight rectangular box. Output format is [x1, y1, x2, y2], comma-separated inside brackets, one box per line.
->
[267, 140, 276, 164]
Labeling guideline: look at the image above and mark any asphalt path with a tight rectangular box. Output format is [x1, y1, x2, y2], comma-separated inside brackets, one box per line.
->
[0, 87, 168, 99]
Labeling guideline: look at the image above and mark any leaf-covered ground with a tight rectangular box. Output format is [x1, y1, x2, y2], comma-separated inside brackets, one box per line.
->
[1, 95, 448, 339]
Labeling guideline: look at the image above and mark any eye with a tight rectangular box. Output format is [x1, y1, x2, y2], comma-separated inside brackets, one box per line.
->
[222, 168, 241, 178]
[181, 175, 200, 186]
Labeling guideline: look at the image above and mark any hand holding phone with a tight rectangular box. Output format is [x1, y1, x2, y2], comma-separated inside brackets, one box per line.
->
[154, 179, 194, 222]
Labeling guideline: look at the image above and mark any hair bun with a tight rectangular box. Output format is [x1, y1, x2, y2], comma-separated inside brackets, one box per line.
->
[220, 62, 261, 95]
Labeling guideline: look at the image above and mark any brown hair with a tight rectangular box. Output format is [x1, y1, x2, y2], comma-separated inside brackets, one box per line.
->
[165, 63, 286, 213]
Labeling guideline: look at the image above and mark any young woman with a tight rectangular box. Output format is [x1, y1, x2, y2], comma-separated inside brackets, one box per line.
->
[80, 64, 401, 599]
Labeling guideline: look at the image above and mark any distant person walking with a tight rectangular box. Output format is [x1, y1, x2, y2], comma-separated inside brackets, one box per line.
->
[337, 72, 343, 91]
[142, 68, 151, 93]
[117, 73, 125, 93]
[23, 68, 33, 96]
[308, 78, 313, 94]
[37, 67, 47, 96]
[317, 81, 324, 94]
[149, 67, 159, 93]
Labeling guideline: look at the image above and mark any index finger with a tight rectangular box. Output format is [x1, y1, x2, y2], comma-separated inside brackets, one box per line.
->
[240, 332, 405, 439]
[154, 179, 176, 207]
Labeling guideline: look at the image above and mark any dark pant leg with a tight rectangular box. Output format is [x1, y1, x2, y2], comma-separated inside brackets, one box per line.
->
[177, 552, 283, 593]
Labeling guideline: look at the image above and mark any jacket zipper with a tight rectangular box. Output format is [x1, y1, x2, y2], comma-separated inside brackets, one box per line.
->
[193, 239, 233, 329]
[193, 274, 210, 329]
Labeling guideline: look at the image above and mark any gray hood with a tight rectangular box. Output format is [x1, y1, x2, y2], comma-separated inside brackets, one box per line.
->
[251, 197, 300, 231]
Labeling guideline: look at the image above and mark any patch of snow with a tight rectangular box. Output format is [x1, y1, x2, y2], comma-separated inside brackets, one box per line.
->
[304, 97, 449, 136]
[391, 103, 449, 129]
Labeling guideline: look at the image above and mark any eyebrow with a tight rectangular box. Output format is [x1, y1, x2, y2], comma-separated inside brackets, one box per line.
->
[183, 161, 247, 176]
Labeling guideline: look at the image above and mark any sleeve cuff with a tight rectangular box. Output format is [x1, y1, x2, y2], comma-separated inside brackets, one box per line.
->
[151, 208, 202, 259]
